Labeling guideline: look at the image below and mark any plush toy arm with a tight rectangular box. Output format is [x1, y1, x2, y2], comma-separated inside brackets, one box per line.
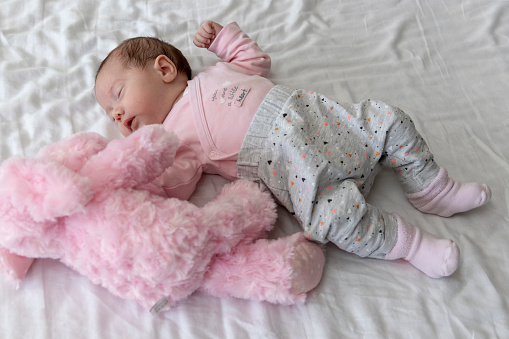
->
[78, 125, 179, 191]
[38, 132, 109, 172]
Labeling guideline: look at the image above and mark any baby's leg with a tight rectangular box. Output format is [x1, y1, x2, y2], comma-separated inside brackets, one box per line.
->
[324, 202, 458, 278]
[300, 179, 399, 259]
[379, 105, 491, 217]
[384, 214, 459, 278]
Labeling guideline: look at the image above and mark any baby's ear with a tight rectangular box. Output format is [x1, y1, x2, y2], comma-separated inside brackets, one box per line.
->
[154, 55, 177, 83]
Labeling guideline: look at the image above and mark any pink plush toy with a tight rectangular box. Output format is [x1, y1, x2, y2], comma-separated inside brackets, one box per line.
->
[0, 125, 324, 312]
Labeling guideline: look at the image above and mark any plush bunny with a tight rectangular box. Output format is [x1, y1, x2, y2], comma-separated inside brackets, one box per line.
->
[0, 125, 324, 312]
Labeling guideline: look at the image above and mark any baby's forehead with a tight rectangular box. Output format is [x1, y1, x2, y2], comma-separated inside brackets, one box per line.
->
[103, 53, 124, 70]
[97, 55, 124, 79]
[95, 59, 120, 95]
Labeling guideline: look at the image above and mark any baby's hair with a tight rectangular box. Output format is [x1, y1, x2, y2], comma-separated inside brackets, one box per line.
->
[96, 37, 192, 80]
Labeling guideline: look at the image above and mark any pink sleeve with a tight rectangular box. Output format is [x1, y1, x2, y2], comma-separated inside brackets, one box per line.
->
[208, 22, 271, 77]
[156, 142, 204, 201]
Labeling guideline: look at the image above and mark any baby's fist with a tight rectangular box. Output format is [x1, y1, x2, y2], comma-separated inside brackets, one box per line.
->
[193, 20, 223, 48]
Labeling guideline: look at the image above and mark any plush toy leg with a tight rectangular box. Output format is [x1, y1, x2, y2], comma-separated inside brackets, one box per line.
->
[200, 233, 324, 305]
[203, 180, 279, 252]
[289, 236, 325, 295]
[0, 247, 34, 289]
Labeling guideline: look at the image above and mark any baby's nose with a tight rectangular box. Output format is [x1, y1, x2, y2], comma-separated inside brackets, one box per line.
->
[112, 107, 124, 121]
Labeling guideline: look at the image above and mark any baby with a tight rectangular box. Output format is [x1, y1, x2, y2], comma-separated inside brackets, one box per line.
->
[95, 20, 492, 280]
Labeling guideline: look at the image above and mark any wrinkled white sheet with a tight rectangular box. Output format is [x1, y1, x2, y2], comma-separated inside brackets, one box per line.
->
[1, 0, 508, 337]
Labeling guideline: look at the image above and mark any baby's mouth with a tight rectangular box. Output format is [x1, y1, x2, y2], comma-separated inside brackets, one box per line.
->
[123, 116, 138, 131]
[130, 116, 139, 131]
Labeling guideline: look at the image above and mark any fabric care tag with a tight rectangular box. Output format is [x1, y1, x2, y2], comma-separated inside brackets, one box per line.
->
[150, 297, 169, 315]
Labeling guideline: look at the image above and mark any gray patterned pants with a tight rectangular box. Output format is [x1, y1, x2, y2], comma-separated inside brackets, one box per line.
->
[237, 86, 439, 259]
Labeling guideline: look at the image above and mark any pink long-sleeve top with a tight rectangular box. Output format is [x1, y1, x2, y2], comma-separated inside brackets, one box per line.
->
[159, 22, 275, 199]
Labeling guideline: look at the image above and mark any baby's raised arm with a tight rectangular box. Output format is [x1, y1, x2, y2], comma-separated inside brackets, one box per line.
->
[193, 20, 224, 49]
[194, 21, 271, 77]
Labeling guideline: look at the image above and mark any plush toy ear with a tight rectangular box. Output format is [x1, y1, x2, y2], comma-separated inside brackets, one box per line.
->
[0, 157, 92, 222]
[79, 125, 179, 191]
[38, 132, 109, 172]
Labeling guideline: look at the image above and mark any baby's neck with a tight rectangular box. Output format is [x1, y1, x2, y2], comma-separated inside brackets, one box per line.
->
[171, 85, 187, 111]
[167, 73, 189, 114]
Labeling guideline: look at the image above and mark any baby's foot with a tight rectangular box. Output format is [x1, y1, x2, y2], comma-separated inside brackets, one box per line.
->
[290, 240, 324, 294]
[407, 168, 491, 217]
[385, 215, 459, 278]
[404, 228, 460, 278]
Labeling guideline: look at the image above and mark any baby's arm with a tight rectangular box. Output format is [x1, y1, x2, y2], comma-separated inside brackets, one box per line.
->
[194, 21, 271, 77]
[152, 141, 204, 200]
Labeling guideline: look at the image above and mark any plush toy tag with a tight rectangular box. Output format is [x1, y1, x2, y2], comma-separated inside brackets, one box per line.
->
[150, 297, 169, 315]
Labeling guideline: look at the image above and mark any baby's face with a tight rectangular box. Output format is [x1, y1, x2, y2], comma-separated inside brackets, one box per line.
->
[95, 56, 173, 136]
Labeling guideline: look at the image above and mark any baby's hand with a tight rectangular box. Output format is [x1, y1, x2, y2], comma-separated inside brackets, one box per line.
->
[193, 20, 224, 48]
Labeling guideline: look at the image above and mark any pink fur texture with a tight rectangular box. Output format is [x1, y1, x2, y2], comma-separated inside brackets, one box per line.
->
[0, 125, 320, 311]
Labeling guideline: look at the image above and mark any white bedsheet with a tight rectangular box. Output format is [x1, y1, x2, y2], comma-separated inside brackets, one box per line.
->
[1, 0, 508, 337]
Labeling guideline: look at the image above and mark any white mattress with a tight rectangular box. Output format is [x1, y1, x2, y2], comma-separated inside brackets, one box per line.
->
[1, 0, 508, 337]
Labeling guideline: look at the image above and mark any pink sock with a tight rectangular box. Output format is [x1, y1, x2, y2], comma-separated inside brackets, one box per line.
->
[407, 167, 491, 217]
[385, 215, 459, 278]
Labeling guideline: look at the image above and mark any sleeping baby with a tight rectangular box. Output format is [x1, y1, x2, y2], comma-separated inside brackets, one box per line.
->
[94, 20, 492, 280]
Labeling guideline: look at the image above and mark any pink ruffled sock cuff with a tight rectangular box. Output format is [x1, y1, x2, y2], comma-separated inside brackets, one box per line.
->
[384, 216, 460, 278]
[406, 167, 491, 217]
[406, 167, 449, 209]
[384, 214, 415, 260]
